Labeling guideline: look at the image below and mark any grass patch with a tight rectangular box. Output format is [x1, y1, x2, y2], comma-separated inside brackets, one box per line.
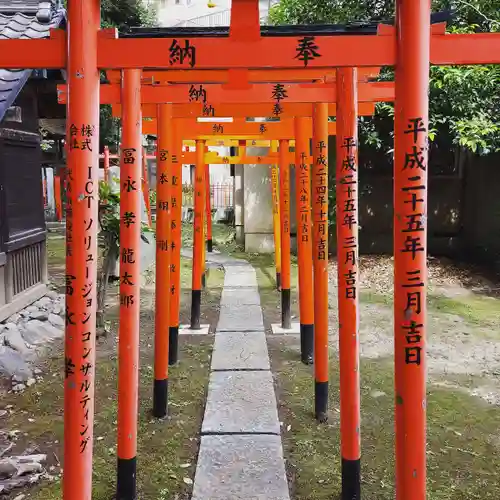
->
[179, 256, 225, 291]
[12, 317, 212, 500]
[427, 294, 500, 329]
[269, 338, 500, 500]
[14, 237, 221, 499]
[46, 235, 65, 267]
[181, 222, 238, 253]
[359, 290, 392, 307]
[361, 289, 500, 331]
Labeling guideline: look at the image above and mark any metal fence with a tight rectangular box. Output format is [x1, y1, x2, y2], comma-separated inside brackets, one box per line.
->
[182, 181, 234, 209]
[211, 181, 234, 208]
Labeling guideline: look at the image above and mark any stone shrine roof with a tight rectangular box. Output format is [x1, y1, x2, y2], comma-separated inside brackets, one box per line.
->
[0, 1, 65, 122]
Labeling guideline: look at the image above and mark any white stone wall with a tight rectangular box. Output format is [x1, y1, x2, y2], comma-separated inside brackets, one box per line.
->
[143, 0, 282, 253]
[148, 0, 276, 27]
[243, 147, 275, 253]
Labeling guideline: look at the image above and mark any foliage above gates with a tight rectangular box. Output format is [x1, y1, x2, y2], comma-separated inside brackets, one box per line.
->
[270, 0, 500, 155]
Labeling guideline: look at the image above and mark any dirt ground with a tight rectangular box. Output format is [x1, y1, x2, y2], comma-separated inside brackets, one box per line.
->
[0, 234, 223, 499]
[328, 255, 500, 406]
[251, 252, 500, 404]
[5, 229, 500, 498]
[252, 252, 500, 499]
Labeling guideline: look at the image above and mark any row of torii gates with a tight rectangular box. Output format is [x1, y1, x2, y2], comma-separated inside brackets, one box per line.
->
[3, 1, 499, 499]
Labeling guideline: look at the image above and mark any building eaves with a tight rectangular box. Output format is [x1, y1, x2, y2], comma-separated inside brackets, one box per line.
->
[0, 1, 66, 123]
[122, 10, 453, 38]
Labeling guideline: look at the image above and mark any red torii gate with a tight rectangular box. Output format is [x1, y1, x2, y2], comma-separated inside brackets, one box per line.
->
[1, 0, 499, 499]
[57, 80, 395, 104]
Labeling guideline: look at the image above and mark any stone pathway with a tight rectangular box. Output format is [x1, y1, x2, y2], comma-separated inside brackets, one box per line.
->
[191, 252, 290, 500]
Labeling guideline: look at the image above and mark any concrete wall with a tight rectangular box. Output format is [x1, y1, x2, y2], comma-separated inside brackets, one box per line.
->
[234, 163, 244, 244]
[462, 153, 500, 269]
[154, 0, 231, 27]
[233, 138, 499, 272]
[231, 139, 466, 260]
[243, 147, 275, 253]
[340, 175, 463, 256]
[152, 0, 276, 27]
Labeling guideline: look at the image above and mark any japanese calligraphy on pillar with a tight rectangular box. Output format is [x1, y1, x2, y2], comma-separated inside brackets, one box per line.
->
[69, 124, 95, 152]
[315, 140, 328, 261]
[282, 159, 290, 236]
[120, 147, 138, 310]
[169, 39, 196, 67]
[339, 137, 358, 299]
[194, 172, 203, 235]
[65, 166, 74, 257]
[295, 36, 322, 67]
[65, 121, 97, 455]
[400, 117, 428, 366]
[271, 165, 279, 217]
[298, 152, 310, 243]
[157, 148, 170, 254]
[170, 150, 180, 298]
[272, 83, 288, 117]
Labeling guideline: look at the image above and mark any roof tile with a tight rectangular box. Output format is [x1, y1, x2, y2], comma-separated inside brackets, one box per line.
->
[0, 1, 65, 122]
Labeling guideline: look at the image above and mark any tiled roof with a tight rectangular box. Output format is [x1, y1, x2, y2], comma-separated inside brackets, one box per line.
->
[125, 10, 454, 37]
[0, 1, 65, 122]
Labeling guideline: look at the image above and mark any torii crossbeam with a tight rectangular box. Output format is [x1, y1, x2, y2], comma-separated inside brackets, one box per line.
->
[2, 1, 499, 499]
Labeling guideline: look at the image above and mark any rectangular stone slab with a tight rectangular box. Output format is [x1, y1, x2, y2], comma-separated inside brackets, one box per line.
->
[223, 271, 257, 288]
[202, 371, 280, 434]
[211, 331, 270, 371]
[217, 304, 264, 332]
[220, 287, 261, 306]
[192, 435, 290, 500]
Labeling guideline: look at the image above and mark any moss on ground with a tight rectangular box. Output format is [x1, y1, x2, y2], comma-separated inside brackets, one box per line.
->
[427, 294, 500, 330]
[181, 222, 238, 253]
[248, 253, 500, 499]
[269, 338, 500, 500]
[13, 315, 212, 500]
[360, 290, 500, 333]
[3, 235, 221, 499]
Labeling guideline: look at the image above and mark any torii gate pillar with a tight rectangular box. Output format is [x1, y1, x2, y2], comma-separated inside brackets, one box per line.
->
[63, 1, 100, 499]
[394, 1, 430, 499]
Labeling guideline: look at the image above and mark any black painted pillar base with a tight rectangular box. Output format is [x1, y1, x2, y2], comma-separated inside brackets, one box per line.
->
[207, 239, 213, 252]
[300, 323, 314, 365]
[169, 326, 179, 365]
[315, 380, 328, 423]
[341, 458, 361, 500]
[276, 272, 281, 291]
[117, 456, 137, 500]
[190, 290, 201, 330]
[152, 378, 168, 419]
[281, 288, 291, 330]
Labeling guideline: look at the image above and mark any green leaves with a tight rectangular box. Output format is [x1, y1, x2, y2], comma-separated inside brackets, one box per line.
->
[270, 0, 500, 155]
[430, 62, 500, 154]
[99, 0, 157, 151]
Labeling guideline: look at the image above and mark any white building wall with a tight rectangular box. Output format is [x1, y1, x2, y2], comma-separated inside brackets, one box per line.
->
[148, 0, 276, 27]
[143, 0, 281, 252]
